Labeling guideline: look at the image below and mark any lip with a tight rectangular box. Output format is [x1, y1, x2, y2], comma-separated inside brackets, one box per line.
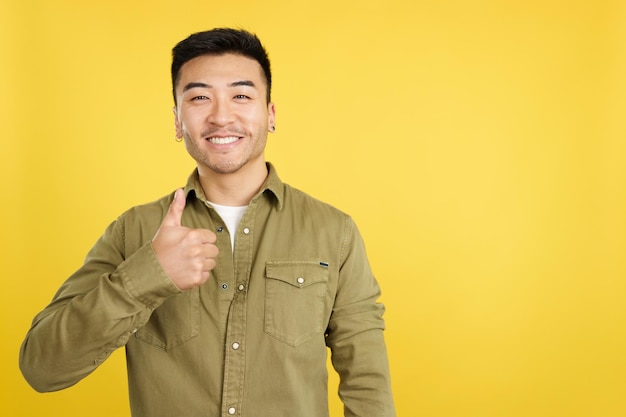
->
[202, 129, 245, 145]
[205, 135, 242, 145]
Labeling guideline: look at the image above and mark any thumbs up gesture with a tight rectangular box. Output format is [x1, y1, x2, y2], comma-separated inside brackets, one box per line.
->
[152, 189, 219, 290]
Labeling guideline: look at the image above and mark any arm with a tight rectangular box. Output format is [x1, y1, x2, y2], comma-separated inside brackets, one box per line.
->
[19, 216, 180, 392]
[326, 217, 396, 417]
[19, 189, 218, 392]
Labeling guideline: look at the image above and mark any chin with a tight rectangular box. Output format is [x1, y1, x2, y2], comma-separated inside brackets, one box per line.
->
[206, 160, 246, 175]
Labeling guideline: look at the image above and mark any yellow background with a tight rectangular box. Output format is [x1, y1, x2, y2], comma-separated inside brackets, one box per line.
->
[2, 0, 625, 416]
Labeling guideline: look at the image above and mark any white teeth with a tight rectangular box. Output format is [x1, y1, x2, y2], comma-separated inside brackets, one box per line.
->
[208, 136, 239, 144]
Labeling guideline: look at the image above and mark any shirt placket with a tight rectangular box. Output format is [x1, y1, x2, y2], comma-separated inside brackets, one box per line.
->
[221, 203, 255, 417]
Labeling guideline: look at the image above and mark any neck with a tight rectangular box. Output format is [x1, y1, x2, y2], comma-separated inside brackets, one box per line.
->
[198, 160, 268, 206]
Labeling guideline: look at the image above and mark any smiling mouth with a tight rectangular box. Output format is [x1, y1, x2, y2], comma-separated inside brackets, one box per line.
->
[207, 136, 240, 145]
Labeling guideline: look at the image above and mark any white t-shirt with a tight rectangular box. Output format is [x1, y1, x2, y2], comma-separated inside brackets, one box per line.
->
[208, 202, 248, 251]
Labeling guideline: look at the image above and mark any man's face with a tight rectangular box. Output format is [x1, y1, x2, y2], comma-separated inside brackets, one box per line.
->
[173, 53, 275, 176]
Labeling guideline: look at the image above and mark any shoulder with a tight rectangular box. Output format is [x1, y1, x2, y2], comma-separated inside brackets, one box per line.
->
[279, 183, 358, 241]
[118, 192, 174, 224]
[106, 191, 178, 245]
[266, 163, 349, 221]
[282, 182, 350, 219]
[95, 191, 177, 256]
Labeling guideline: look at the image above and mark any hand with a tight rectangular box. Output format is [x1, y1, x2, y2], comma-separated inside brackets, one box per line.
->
[152, 188, 219, 290]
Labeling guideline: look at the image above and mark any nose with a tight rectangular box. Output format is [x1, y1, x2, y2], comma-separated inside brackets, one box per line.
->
[208, 96, 235, 127]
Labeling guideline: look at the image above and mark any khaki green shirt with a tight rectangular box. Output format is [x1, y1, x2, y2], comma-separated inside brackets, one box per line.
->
[20, 164, 395, 417]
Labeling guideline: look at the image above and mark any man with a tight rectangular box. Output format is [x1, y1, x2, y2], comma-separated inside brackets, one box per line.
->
[20, 28, 395, 417]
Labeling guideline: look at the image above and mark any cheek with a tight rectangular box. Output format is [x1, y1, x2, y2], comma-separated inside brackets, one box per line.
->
[246, 110, 270, 128]
[179, 113, 204, 134]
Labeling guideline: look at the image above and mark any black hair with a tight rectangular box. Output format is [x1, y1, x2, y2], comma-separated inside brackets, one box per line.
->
[171, 28, 272, 104]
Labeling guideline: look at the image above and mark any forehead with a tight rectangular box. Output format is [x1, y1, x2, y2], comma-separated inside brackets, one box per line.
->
[176, 53, 266, 89]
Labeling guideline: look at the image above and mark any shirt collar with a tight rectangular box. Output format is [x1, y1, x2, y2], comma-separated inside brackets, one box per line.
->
[182, 162, 284, 211]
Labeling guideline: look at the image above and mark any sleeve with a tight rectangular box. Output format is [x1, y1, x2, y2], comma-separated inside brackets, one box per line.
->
[325, 216, 396, 417]
[19, 214, 181, 392]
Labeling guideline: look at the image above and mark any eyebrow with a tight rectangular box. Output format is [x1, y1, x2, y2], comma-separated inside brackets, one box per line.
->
[182, 80, 256, 92]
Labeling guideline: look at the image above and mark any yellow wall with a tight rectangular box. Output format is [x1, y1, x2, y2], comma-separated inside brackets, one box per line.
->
[2, 0, 625, 416]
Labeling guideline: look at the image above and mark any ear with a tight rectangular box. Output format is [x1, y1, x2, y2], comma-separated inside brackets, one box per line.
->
[173, 106, 183, 139]
[267, 102, 276, 133]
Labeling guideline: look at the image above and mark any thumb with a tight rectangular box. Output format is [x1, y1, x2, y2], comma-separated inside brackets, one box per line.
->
[162, 188, 186, 227]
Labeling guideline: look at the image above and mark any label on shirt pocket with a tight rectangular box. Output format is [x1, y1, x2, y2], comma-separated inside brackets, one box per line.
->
[134, 287, 200, 351]
[264, 261, 329, 347]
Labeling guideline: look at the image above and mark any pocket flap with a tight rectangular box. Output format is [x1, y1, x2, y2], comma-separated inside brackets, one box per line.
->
[265, 261, 329, 288]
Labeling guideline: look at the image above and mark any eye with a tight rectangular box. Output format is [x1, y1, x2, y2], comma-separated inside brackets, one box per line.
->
[234, 94, 250, 100]
[191, 95, 209, 101]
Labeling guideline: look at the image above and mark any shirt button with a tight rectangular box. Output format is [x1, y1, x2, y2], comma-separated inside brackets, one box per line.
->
[216, 226, 224, 233]
[243, 227, 250, 235]
[297, 277, 305, 284]
[228, 407, 236, 415]
[238, 284, 245, 291]
[232, 342, 240, 350]
[221, 283, 229, 290]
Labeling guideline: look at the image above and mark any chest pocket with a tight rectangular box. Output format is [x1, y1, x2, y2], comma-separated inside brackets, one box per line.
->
[264, 261, 329, 347]
[134, 287, 200, 351]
